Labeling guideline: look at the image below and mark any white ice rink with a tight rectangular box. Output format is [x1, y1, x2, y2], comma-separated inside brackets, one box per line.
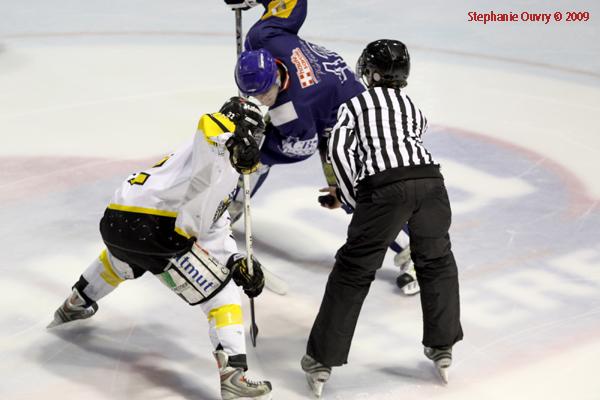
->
[1, 1, 599, 399]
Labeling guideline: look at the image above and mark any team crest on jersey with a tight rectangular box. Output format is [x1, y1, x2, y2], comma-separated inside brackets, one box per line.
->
[291, 48, 318, 88]
[212, 189, 235, 224]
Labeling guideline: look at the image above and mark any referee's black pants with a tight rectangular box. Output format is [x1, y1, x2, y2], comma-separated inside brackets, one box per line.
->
[307, 177, 463, 367]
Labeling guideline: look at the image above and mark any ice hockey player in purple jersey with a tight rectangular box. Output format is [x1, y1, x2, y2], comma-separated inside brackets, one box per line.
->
[224, 0, 419, 295]
[238, 0, 364, 165]
[225, 0, 364, 199]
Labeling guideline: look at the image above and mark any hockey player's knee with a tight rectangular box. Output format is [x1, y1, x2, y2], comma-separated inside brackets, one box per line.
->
[207, 304, 244, 329]
[97, 249, 133, 285]
[77, 249, 135, 303]
[207, 303, 246, 356]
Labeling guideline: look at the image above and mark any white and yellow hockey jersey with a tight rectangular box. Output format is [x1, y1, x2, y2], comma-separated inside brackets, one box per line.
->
[105, 112, 240, 264]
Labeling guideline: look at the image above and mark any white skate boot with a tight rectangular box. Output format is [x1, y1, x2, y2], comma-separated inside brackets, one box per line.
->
[214, 350, 272, 400]
[394, 248, 420, 295]
[424, 346, 452, 384]
[301, 354, 331, 398]
[47, 288, 98, 328]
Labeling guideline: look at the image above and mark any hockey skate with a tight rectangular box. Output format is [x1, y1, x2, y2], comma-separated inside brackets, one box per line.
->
[47, 288, 98, 328]
[214, 350, 272, 400]
[301, 354, 331, 398]
[394, 248, 420, 295]
[424, 346, 452, 384]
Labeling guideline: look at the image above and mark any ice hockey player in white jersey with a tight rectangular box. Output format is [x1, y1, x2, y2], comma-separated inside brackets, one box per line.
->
[48, 97, 273, 400]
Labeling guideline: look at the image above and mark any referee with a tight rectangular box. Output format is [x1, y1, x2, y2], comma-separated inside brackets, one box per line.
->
[301, 39, 463, 396]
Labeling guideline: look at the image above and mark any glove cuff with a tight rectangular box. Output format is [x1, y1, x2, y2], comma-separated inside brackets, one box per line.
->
[226, 253, 245, 270]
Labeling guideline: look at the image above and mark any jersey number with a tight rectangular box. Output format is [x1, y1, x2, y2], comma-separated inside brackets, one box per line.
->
[322, 59, 352, 84]
[127, 154, 172, 186]
[128, 172, 150, 186]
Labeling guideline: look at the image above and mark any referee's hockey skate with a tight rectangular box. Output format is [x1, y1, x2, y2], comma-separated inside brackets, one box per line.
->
[47, 288, 98, 328]
[424, 346, 452, 384]
[214, 350, 272, 400]
[301, 354, 331, 398]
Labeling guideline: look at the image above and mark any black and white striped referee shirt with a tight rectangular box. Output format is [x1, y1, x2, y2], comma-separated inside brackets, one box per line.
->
[328, 86, 439, 209]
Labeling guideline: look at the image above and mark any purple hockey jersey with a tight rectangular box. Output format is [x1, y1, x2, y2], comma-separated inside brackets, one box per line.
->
[245, 0, 365, 165]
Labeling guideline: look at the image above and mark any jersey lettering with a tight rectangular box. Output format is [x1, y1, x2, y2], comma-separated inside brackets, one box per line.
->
[280, 135, 318, 157]
[128, 172, 150, 186]
[153, 154, 172, 168]
[291, 48, 318, 88]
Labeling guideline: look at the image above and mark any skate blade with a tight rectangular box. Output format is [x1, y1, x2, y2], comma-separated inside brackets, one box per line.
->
[47, 310, 67, 329]
[46, 317, 66, 329]
[46, 314, 85, 329]
[305, 374, 325, 398]
[437, 366, 449, 384]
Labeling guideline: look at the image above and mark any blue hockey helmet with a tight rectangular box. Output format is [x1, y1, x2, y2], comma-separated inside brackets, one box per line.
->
[235, 49, 278, 96]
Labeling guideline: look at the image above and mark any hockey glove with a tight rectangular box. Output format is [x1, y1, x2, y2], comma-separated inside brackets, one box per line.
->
[226, 127, 260, 174]
[224, 0, 259, 10]
[226, 253, 265, 298]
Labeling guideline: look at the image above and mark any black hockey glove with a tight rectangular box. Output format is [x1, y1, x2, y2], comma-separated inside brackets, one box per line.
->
[225, 127, 260, 174]
[224, 0, 259, 10]
[226, 253, 265, 298]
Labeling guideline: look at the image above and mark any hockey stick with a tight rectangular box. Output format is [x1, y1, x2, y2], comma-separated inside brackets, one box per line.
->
[262, 266, 288, 295]
[235, 8, 259, 347]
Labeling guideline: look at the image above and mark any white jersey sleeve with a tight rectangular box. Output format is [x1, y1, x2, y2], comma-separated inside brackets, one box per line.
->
[175, 112, 240, 238]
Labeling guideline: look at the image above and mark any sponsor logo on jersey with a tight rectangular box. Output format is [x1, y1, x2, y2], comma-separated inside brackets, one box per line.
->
[280, 135, 318, 157]
[291, 48, 318, 88]
[212, 189, 235, 224]
[176, 255, 216, 293]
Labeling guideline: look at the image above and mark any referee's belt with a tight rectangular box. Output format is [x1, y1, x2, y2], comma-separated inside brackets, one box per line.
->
[358, 164, 443, 191]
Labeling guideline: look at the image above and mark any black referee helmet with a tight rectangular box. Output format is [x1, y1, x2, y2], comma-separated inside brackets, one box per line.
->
[356, 39, 410, 89]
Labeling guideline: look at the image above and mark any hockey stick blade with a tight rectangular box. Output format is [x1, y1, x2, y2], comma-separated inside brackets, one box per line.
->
[262, 266, 288, 295]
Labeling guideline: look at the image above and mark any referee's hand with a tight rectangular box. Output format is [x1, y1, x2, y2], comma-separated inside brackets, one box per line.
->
[318, 187, 342, 210]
